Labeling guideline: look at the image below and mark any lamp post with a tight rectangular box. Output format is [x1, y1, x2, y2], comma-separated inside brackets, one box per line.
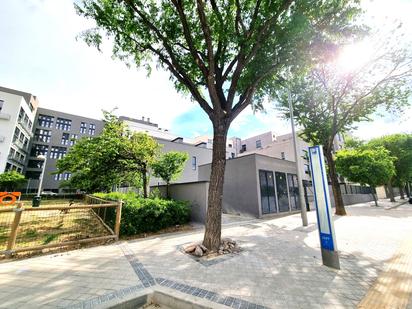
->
[36, 155, 47, 198]
[288, 90, 308, 226]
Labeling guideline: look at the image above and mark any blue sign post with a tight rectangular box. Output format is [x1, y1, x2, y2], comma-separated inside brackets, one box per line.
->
[308, 146, 340, 269]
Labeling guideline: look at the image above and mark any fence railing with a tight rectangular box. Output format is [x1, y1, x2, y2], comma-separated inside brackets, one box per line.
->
[0, 195, 122, 257]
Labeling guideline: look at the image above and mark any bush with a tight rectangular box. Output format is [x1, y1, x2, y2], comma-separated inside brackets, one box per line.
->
[94, 192, 190, 236]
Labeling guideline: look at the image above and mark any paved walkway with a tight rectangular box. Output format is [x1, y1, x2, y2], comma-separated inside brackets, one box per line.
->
[1, 199, 412, 309]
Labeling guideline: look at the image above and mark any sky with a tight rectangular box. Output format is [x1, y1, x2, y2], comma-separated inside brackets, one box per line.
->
[0, 0, 411, 141]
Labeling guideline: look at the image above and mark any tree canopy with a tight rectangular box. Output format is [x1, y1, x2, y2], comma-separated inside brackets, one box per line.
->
[335, 147, 395, 206]
[76, 0, 365, 249]
[276, 27, 412, 215]
[57, 112, 161, 194]
[0, 171, 26, 192]
[367, 133, 412, 199]
[152, 151, 189, 198]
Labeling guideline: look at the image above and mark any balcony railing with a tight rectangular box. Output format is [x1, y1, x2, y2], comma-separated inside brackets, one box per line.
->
[8, 155, 25, 165]
[12, 139, 29, 153]
[18, 119, 34, 137]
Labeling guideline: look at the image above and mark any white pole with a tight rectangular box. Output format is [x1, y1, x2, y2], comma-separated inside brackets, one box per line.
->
[37, 156, 47, 197]
[26, 178, 31, 194]
[288, 89, 308, 226]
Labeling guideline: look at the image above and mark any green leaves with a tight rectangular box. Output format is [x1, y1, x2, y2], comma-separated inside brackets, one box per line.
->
[56, 112, 161, 193]
[152, 151, 189, 183]
[0, 171, 26, 191]
[335, 147, 395, 187]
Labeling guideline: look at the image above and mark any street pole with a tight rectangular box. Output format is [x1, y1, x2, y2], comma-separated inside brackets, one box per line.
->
[288, 89, 308, 226]
[26, 178, 31, 194]
[37, 155, 47, 198]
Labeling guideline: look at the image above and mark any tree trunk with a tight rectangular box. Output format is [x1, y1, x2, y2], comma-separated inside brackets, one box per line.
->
[387, 180, 396, 202]
[142, 165, 148, 198]
[203, 121, 228, 251]
[399, 185, 405, 199]
[166, 181, 170, 199]
[372, 188, 378, 207]
[324, 149, 347, 216]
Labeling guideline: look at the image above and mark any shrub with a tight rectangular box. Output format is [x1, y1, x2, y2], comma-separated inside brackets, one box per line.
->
[94, 192, 190, 236]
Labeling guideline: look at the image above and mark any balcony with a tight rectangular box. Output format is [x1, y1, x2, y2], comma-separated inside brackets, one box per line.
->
[0, 112, 11, 120]
[17, 119, 34, 137]
[12, 139, 29, 153]
[8, 155, 25, 165]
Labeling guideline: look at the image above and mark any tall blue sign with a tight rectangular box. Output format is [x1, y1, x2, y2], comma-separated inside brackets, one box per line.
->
[308, 146, 340, 269]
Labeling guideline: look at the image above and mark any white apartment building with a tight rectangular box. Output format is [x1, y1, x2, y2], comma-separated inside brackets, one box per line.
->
[0, 87, 38, 174]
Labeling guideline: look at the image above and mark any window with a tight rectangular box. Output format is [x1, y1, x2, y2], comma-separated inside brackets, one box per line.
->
[26, 171, 41, 180]
[61, 133, 70, 145]
[228, 143, 232, 148]
[38, 115, 54, 128]
[281, 152, 285, 160]
[70, 134, 78, 146]
[192, 156, 197, 170]
[34, 129, 51, 143]
[56, 118, 71, 131]
[231, 152, 235, 159]
[80, 122, 87, 134]
[13, 127, 20, 142]
[28, 160, 44, 169]
[54, 173, 71, 181]
[241, 144, 247, 152]
[88, 123, 96, 135]
[30, 144, 49, 157]
[304, 164, 311, 175]
[0, 99, 4, 112]
[49, 146, 67, 159]
[256, 140, 262, 148]
[5, 163, 12, 172]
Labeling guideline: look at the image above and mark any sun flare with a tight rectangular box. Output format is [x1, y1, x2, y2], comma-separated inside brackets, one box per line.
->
[335, 41, 375, 74]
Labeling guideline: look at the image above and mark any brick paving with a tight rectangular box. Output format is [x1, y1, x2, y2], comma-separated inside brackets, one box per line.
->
[0, 199, 412, 308]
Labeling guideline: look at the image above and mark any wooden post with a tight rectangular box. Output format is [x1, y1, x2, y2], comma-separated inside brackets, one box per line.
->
[114, 200, 123, 239]
[6, 202, 24, 254]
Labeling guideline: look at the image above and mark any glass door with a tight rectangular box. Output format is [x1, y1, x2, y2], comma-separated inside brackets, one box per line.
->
[275, 172, 290, 212]
[259, 170, 277, 214]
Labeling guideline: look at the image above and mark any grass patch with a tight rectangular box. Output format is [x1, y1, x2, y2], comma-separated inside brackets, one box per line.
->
[0, 205, 111, 252]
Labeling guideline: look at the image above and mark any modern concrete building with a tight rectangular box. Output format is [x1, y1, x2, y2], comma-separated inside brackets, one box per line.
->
[198, 153, 301, 218]
[26, 108, 104, 192]
[0, 87, 39, 174]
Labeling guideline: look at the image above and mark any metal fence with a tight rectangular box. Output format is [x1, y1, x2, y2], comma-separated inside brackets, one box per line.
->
[0, 195, 122, 257]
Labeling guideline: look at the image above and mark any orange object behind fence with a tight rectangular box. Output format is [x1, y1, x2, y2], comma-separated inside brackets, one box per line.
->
[0, 192, 21, 206]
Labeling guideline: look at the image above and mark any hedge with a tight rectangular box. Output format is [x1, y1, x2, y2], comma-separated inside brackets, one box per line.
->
[94, 192, 190, 236]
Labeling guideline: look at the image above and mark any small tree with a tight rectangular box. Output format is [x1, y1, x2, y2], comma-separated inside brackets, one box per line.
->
[57, 112, 161, 194]
[152, 151, 189, 198]
[335, 147, 395, 206]
[0, 171, 26, 191]
[367, 134, 412, 201]
[124, 132, 162, 198]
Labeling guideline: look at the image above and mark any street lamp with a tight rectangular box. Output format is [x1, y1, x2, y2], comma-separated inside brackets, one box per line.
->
[36, 154, 47, 198]
[288, 90, 308, 226]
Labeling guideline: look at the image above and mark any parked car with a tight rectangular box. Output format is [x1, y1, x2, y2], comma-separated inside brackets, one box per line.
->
[41, 191, 58, 196]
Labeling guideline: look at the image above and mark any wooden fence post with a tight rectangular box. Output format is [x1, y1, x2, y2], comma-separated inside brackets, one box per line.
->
[114, 200, 123, 239]
[6, 202, 24, 255]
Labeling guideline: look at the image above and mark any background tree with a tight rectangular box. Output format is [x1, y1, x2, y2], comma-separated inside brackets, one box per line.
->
[276, 29, 412, 215]
[124, 132, 161, 198]
[0, 171, 26, 191]
[152, 151, 189, 198]
[76, 0, 363, 250]
[57, 112, 161, 194]
[335, 147, 395, 206]
[367, 133, 412, 201]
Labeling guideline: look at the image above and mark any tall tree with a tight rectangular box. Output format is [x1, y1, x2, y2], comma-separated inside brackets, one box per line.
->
[276, 30, 412, 215]
[367, 134, 412, 201]
[335, 147, 395, 206]
[76, 0, 362, 250]
[152, 151, 189, 198]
